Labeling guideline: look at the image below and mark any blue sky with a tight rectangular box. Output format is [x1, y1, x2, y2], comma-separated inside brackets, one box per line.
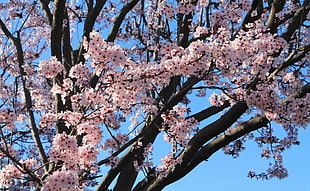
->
[160, 94, 310, 191]
[97, 92, 310, 191]
[164, 130, 310, 191]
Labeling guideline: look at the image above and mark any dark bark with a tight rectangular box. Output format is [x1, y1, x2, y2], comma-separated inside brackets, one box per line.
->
[38, 0, 53, 25]
[189, 100, 230, 122]
[106, 0, 140, 42]
[281, 4, 310, 42]
[114, 162, 139, 191]
[135, 102, 248, 191]
[266, 0, 286, 33]
[51, 0, 66, 60]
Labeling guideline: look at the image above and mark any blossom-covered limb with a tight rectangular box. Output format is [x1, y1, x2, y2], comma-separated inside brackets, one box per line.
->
[271, 44, 310, 76]
[97, 76, 201, 190]
[0, 18, 49, 172]
[0, 146, 42, 186]
[133, 114, 268, 191]
[281, 4, 310, 41]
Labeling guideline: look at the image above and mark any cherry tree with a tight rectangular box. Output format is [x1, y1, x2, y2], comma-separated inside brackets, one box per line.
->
[0, 0, 309, 190]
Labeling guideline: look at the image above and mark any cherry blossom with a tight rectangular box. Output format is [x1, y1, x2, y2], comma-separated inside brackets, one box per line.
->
[0, 0, 309, 190]
[42, 168, 80, 191]
[38, 57, 65, 78]
[0, 164, 22, 187]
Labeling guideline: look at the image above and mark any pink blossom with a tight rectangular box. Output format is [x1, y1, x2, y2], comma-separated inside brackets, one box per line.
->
[49, 133, 78, 168]
[0, 164, 22, 187]
[38, 57, 65, 78]
[42, 169, 80, 191]
[194, 27, 209, 38]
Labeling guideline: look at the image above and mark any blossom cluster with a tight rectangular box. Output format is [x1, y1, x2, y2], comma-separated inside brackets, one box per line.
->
[84, 31, 126, 70]
[0, 108, 17, 130]
[156, 152, 183, 177]
[0, 164, 22, 187]
[76, 122, 102, 146]
[101, 133, 129, 154]
[42, 168, 81, 191]
[133, 143, 154, 172]
[69, 64, 91, 86]
[38, 57, 65, 78]
[161, 105, 199, 147]
[49, 133, 79, 168]
[49, 122, 101, 170]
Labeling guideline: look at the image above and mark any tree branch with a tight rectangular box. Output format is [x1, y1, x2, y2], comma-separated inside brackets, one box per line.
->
[191, 114, 269, 167]
[0, 146, 42, 186]
[96, 76, 201, 190]
[281, 4, 310, 42]
[106, 0, 140, 42]
[75, 0, 107, 65]
[282, 82, 310, 102]
[188, 100, 230, 122]
[139, 102, 248, 191]
[51, 0, 66, 59]
[0, 18, 49, 172]
[270, 44, 310, 76]
[38, 0, 53, 25]
[135, 79, 310, 190]
[83, 0, 107, 37]
[266, 0, 286, 33]
[143, 114, 268, 191]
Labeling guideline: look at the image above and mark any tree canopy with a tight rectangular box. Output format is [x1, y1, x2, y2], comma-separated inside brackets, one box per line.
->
[0, 0, 309, 190]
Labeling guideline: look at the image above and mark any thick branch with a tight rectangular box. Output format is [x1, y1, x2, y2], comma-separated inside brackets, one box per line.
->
[185, 82, 310, 176]
[113, 162, 139, 191]
[62, 9, 73, 73]
[51, 0, 72, 134]
[142, 102, 248, 191]
[107, 0, 140, 42]
[83, 0, 107, 37]
[143, 115, 268, 191]
[281, 4, 310, 42]
[51, 0, 66, 59]
[96, 76, 201, 190]
[184, 102, 248, 159]
[189, 100, 230, 122]
[136, 81, 310, 190]
[191, 114, 269, 167]
[266, 0, 286, 33]
[38, 0, 53, 25]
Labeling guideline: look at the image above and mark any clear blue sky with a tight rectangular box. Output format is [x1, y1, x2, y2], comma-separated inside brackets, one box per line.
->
[163, 130, 310, 191]
[160, 94, 310, 191]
